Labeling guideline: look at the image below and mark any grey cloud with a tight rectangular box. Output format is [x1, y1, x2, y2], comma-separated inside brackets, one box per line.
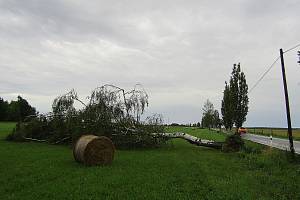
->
[0, 0, 299, 126]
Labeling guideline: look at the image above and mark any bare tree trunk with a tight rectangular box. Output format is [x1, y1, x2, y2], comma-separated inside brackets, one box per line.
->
[23, 137, 47, 142]
[152, 132, 222, 149]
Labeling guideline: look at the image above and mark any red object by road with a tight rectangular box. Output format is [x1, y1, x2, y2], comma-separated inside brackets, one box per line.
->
[238, 127, 247, 134]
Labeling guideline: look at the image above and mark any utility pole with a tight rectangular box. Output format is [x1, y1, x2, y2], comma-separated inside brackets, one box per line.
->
[279, 48, 295, 155]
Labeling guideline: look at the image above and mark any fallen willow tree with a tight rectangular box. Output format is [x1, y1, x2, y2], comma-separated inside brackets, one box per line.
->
[7, 84, 167, 149]
[7, 84, 244, 151]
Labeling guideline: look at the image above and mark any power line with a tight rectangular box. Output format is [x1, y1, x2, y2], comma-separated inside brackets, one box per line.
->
[283, 43, 300, 53]
[249, 42, 300, 94]
[249, 56, 280, 94]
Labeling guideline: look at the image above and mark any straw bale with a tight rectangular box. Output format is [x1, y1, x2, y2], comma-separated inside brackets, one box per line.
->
[73, 135, 115, 166]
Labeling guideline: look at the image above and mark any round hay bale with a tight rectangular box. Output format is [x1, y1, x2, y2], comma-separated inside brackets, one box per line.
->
[73, 135, 115, 166]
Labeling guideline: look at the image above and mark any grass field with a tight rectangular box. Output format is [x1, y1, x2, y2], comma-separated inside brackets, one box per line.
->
[247, 127, 300, 140]
[0, 123, 300, 200]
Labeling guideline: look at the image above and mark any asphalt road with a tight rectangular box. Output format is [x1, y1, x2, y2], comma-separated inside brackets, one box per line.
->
[242, 133, 300, 154]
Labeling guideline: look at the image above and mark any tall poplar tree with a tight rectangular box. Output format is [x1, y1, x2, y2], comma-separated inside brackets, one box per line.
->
[221, 63, 249, 130]
[235, 67, 249, 128]
[221, 82, 233, 130]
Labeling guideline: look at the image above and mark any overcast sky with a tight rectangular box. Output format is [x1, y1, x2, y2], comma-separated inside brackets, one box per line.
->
[0, 0, 299, 127]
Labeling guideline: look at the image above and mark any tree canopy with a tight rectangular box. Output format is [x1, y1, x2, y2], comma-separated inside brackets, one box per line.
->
[0, 96, 36, 121]
[221, 63, 249, 130]
[201, 99, 220, 129]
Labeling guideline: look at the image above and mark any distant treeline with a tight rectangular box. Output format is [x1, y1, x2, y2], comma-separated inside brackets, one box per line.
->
[169, 123, 201, 127]
[0, 96, 36, 121]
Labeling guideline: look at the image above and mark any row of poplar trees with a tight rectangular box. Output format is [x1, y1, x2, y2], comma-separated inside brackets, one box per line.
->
[221, 63, 249, 130]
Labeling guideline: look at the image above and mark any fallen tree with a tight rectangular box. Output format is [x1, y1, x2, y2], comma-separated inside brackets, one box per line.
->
[7, 84, 166, 149]
[7, 84, 243, 152]
[152, 132, 223, 149]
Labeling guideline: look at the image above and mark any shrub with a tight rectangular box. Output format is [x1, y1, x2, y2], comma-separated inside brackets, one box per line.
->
[222, 134, 244, 152]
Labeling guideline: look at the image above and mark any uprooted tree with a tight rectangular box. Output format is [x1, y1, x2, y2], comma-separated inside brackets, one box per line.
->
[7, 84, 166, 148]
[7, 84, 244, 152]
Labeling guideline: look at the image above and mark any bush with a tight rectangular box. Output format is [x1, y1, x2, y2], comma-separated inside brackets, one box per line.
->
[222, 134, 244, 152]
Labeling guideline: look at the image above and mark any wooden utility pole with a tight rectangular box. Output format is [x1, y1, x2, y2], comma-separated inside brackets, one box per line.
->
[279, 48, 295, 155]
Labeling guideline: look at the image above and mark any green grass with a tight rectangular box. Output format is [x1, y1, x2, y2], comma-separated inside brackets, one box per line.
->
[0, 123, 300, 199]
[247, 127, 300, 140]
[0, 122, 16, 137]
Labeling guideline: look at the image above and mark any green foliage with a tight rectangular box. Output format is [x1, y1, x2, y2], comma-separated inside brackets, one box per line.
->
[0, 96, 36, 121]
[235, 66, 249, 128]
[222, 134, 244, 152]
[0, 98, 9, 121]
[201, 99, 220, 129]
[221, 82, 233, 130]
[6, 122, 25, 141]
[7, 116, 51, 142]
[17, 96, 37, 120]
[7, 84, 164, 149]
[52, 89, 77, 115]
[221, 63, 249, 130]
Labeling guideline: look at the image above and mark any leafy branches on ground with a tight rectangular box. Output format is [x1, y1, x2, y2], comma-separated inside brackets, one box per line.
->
[7, 84, 166, 149]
